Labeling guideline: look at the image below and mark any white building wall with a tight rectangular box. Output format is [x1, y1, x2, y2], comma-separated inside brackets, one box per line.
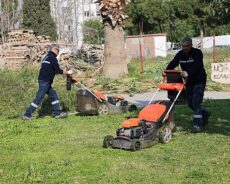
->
[154, 36, 167, 57]
[50, 0, 100, 48]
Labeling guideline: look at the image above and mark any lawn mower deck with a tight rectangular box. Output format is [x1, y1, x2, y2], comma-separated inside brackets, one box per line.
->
[76, 89, 137, 115]
[67, 75, 137, 115]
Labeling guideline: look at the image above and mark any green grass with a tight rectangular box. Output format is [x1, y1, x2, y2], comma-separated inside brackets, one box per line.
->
[0, 100, 229, 184]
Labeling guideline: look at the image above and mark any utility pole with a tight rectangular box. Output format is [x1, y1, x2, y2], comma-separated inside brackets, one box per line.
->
[139, 22, 144, 74]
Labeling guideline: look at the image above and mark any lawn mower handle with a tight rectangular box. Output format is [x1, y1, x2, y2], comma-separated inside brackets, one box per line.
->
[66, 75, 103, 102]
[162, 70, 187, 84]
[66, 74, 80, 90]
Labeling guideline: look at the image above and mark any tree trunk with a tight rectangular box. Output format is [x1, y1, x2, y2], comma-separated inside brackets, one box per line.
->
[103, 25, 128, 78]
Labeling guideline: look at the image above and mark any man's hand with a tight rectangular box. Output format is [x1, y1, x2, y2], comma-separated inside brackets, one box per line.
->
[63, 69, 73, 76]
[67, 69, 73, 75]
[181, 71, 188, 78]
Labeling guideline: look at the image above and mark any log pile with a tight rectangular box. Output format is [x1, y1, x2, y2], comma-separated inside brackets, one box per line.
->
[0, 29, 52, 69]
[0, 43, 31, 69]
[95, 0, 130, 28]
[60, 52, 74, 64]
[7, 29, 37, 44]
[36, 35, 51, 43]
[29, 45, 50, 63]
[77, 44, 104, 66]
[0, 29, 103, 70]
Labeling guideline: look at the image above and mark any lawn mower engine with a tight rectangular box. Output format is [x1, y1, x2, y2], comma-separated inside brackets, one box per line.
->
[111, 121, 159, 151]
[103, 100, 174, 151]
[116, 121, 157, 139]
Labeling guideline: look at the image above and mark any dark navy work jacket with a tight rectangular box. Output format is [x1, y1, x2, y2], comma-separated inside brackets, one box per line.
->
[166, 48, 207, 86]
[38, 51, 63, 84]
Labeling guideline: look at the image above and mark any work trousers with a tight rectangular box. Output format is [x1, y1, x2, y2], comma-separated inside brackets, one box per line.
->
[24, 80, 60, 117]
[185, 83, 208, 127]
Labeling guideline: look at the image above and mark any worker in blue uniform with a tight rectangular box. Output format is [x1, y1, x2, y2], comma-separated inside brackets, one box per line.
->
[23, 44, 72, 120]
[166, 37, 211, 133]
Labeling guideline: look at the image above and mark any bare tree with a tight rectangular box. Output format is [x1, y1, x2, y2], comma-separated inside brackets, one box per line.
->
[51, 0, 75, 43]
[0, 0, 17, 43]
[96, 0, 129, 78]
[50, 0, 83, 47]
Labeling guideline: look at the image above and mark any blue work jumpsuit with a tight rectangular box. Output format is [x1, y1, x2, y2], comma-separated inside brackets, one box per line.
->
[166, 47, 208, 127]
[24, 51, 63, 117]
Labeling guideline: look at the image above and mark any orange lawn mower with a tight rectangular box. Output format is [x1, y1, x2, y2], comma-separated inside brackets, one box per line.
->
[66, 75, 137, 115]
[103, 70, 187, 151]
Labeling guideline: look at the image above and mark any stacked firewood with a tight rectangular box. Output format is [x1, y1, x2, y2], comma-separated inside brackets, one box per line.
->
[58, 51, 74, 69]
[8, 29, 37, 43]
[95, 0, 130, 28]
[36, 35, 51, 43]
[29, 45, 49, 63]
[0, 29, 52, 69]
[1, 29, 104, 69]
[77, 44, 104, 66]
[0, 43, 31, 69]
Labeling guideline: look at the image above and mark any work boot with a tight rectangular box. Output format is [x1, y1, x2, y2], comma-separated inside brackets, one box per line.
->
[22, 115, 31, 121]
[202, 111, 211, 126]
[55, 112, 68, 119]
[191, 125, 202, 133]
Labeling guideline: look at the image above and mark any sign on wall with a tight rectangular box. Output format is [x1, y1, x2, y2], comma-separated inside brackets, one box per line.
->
[211, 62, 230, 84]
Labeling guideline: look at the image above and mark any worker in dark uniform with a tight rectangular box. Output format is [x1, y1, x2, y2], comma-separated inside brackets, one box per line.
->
[23, 44, 72, 120]
[166, 37, 211, 133]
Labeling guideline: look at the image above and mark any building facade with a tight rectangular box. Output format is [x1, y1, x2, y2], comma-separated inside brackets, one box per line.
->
[50, 0, 100, 48]
[125, 34, 167, 59]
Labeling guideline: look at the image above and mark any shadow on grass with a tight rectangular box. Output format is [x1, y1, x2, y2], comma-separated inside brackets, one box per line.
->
[7, 97, 69, 119]
[202, 99, 230, 136]
[174, 99, 230, 136]
[37, 97, 53, 117]
[38, 97, 70, 117]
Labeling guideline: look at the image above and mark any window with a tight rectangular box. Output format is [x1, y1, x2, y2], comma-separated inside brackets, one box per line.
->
[84, 11, 90, 17]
